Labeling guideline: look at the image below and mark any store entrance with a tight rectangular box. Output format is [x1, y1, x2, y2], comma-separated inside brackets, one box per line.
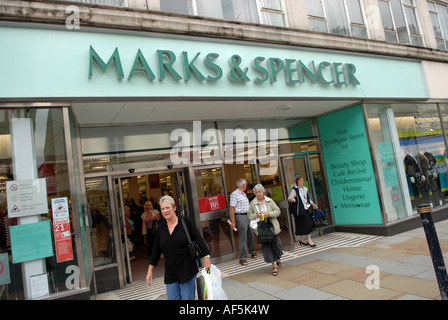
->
[114, 170, 188, 284]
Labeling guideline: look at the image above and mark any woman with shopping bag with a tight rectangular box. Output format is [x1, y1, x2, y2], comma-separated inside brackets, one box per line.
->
[248, 184, 283, 276]
[146, 195, 211, 300]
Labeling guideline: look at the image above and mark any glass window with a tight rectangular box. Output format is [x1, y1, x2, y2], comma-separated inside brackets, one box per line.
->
[160, 0, 194, 15]
[306, 0, 325, 18]
[53, 0, 126, 6]
[85, 177, 115, 267]
[428, 2, 448, 51]
[367, 104, 448, 222]
[305, 0, 367, 38]
[324, 0, 350, 36]
[81, 122, 216, 174]
[0, 108, 82, 300]
[379, 0, 423, 46]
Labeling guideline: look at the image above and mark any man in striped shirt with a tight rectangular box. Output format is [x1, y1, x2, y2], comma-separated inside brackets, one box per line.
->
[229, 178, 257, 266]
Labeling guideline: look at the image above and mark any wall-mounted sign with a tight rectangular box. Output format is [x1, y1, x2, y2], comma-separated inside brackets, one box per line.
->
[0, 26, 428, 100]
[198, 195, 227, 213]
[51, 197, 74, 263]
[318, 105, 382, 225]
[6, 179, 48, 218]
[9, 221, 53, 264]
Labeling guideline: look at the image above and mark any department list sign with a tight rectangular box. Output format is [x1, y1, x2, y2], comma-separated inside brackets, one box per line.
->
[318, 105, 382, 225]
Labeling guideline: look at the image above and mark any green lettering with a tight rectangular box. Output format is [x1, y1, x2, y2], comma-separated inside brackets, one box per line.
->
[204, 53, 223, 82]
[156, 50, 182, 81]
[89, 46, 124, 80]
[298, 60, 318, 84]
[128, 49, 155, 80]
[317, 61, 333, 85]
[344, 63, 360, 85]
[331, 62, 345, 85]
[251, 56, 269, 83]
[268, 57, 284, 83]
[182, 52, 206, 82]
[284, 58, 299, 84]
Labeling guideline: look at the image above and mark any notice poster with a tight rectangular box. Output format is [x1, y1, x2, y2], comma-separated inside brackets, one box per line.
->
[317, 105, 382, 225]
[51, 198, 74, 263]
[10, 221, 53, 263]
[198, 194, 227, 213]
[6, 179, 48, 218]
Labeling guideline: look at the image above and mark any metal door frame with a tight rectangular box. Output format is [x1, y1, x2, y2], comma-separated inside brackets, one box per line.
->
[280, 153, 318, 249]
[109, 168, 188, 286]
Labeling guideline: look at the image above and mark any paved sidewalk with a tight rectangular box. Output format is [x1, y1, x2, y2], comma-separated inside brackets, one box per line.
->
[95, 218, 448, 300]
[220, 219, 448, 300]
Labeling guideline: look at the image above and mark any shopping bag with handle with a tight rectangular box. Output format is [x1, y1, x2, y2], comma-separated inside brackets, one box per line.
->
[200, 264, 228, 300]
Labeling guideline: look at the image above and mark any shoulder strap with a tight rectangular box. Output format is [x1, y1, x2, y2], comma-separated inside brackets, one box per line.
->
[180, 215, 192, 244]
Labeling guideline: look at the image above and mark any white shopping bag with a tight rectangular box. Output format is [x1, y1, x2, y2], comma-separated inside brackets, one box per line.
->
[200, 264, 228, 300]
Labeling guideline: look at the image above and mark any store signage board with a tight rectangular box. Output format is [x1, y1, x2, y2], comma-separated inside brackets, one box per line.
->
[317, 105, 383, 225]
[6, 179, 48, 218]
[0, 26, 428, 100]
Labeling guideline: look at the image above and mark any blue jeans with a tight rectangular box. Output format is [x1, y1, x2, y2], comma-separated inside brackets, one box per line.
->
[166, 274, 197, 300]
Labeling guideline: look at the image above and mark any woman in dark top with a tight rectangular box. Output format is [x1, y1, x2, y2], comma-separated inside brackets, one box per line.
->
[288, 176, 318, 247]
[146, 195, 210, 300]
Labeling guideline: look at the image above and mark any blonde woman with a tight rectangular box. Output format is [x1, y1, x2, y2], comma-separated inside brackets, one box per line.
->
[141, 201, 161, 256]
[146, 196, 210, 300]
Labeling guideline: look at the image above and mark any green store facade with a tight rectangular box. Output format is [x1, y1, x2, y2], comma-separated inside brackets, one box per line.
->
[1, 22, 448, 299]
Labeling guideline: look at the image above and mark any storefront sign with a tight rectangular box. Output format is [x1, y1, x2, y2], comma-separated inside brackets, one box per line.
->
[318, 105, 382, 225]
[89, 46, 361, 86]
[9, 221, 53, 264]
[0, 26, 428, 99]
[198, 194, 227, 213]
[6, 179, 48, 218]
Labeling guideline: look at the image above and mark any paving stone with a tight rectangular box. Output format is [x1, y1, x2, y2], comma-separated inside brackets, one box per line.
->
[319, 279, 402, 300]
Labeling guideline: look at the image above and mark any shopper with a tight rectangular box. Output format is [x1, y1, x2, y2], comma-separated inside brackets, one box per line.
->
[288, 176, 318, 247]
[141, 201, 161, 257]
[248, 184, 283, 276]
[229, 178, 257, 266]
[146, 195, 211, 300]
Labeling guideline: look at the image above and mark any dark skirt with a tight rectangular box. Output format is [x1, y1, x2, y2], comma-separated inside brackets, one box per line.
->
[294, 213, 313, 236]
[261, 234, 283, 263]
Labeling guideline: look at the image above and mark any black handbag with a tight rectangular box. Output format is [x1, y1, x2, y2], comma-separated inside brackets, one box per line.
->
[257, 218, 275, 243]
[181, 215, 203, 266]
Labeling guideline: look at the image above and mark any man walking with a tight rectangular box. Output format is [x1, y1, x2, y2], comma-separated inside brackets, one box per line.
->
[229, 178, 257, 266]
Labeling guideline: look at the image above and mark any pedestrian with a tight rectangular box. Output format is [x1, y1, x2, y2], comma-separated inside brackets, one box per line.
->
[141, 200, 161, 257]
[229, 178, 257, 266]
[288, 176, 318, 247]
[146, 195, 211, 300]
[248, 184, 283, 276]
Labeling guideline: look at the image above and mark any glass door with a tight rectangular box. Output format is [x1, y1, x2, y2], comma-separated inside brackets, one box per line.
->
[258, 158, 294, 250]
[281, 153, 331, 246]
[193, 166, 235, 261]
[113, 170, 188, 285]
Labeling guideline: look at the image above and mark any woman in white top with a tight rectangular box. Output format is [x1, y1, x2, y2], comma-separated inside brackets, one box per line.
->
[288, 176, 318, 247]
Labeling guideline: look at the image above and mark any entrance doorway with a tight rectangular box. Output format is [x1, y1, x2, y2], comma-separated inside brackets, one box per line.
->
[281, 153, 331, 245]
[114, 170, 187, 284]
